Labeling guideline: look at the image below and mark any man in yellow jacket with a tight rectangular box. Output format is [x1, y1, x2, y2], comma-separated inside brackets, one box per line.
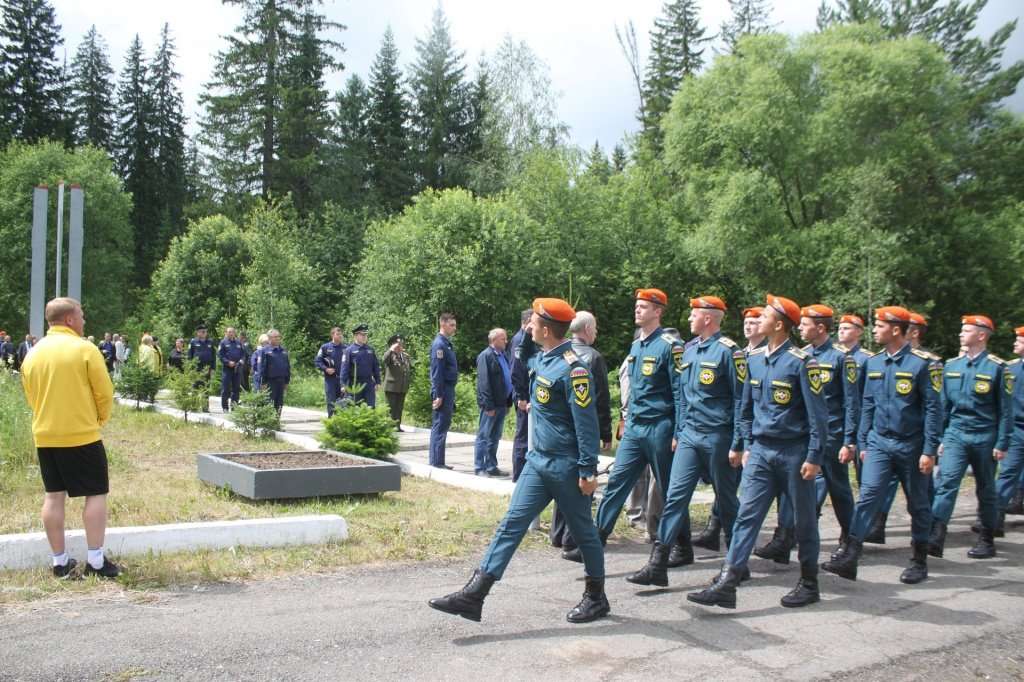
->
[20, 298, 119, 579]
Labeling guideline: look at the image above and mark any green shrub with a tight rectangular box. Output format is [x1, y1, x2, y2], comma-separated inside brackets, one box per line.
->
[283, 370, 326, 409]
[116, 361, 162, 408]
[165, 359, 209, 421]
[229, 389, 281, 438]
[318, 404, 399, 460]
[403, 351, 478, 431]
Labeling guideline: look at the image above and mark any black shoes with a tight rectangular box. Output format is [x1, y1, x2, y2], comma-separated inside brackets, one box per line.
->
[928, 520, 947, 558]
[821, 538, 862, 581]
[666, 538, 694, 568]
[967, 528, 996, 559]
[567, 577, 611, 623]
[781, 569, 820, 608]
[686, 564, 742, 609]
[692, 515, 722, 552]
[433, 464, 454, 470]
[428, 569, 496, 622]
[754, 526, 795, 564]
[829, 530, 850, 562]
[487, 468, 506, 477]
[1007, 490, 1024, 515]
[561, 546, 583, 563]
[864, 513, 887, 545]
[900, 541, 929, 584]
[84, 557, 121, 579]
[626, 542, 670, 587]
[52, 558, 78, 580]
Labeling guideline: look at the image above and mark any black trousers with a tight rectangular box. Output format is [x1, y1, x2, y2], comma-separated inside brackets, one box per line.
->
[385, 391, 407, 424]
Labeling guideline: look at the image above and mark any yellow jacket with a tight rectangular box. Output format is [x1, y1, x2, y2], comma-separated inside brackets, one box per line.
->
[138, 344, 162, 375]
[20, 326, 114, 447]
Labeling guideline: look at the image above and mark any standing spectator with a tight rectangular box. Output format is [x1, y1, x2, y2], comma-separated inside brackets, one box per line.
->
[152, 337, 165, 372]
[98, 333, 115, 373]
[20, 297, 119, 578]
[257, 329, 291, 413]
[168, 338, 186, 372]
[508, 309, 533, 481]
[16, 334, 35, 371]
[251, 333, 270, 391]
[429, 313, 459, 470]
[0, 333, 14, 369]
[239, 332, 253, 392]
[113, 334, 128, 379]
[474, 328, 512, 477]
[315, 327, 347, 416]
[138, 335, 161, 376]
[188, 324, 216, 410]
[341, 324, 381, 407]
[382, 334, 412, 430]
[218, 327, 246, 412]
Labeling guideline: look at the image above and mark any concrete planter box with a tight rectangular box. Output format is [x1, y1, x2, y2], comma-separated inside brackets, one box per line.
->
[197, 450, 401, 500]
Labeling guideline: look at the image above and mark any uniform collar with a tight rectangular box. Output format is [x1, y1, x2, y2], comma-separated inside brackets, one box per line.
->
[849, 342, 862, 354]
[697, 331, 721, 349]
[639, 326, 664, 346]
[765, 338, 792, 363]
[543, 339, 573, 359]
[810, 336, 834, 356]
[966, 348, 988, 364]
[745, 337, 767, 352]
[885, 343, 910, 361]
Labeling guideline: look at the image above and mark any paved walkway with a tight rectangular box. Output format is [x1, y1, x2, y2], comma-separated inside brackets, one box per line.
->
[3, 496, 1022, 681]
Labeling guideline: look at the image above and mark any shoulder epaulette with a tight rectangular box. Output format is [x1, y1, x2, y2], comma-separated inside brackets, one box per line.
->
[748, 347, 766, 356]
[661, 332, 681, 346]
[946, 356, 960, 363]
[1009, 358, 1022, 366]
[718, 336, 737, 349]
[788, 346, 809, 360]
[861, 349, 876, 357]
[834, 342, 849, 353]
[800, 344, 812, 353]
[910, 348, 932, 361]
[563, 350, 580, 365]
[990, 354, 1006, 365]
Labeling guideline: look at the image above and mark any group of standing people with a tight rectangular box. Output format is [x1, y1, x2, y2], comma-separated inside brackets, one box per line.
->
[429, 288, 1024, 625]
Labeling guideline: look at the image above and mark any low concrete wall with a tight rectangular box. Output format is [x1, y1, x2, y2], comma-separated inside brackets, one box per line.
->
[0, 515, 348, 571]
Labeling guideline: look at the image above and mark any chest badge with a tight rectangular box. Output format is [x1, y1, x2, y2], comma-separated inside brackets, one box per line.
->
[673, 347, 684, 372]
[641, 359, 655, 376]
[698, 367, 715, 385]
[974, 379, 991, 395]
[1006, 373, 1015, 396]
[772, 386, 791, 405]
[896, 378, 913, 395]
[536, 386, 550, 404]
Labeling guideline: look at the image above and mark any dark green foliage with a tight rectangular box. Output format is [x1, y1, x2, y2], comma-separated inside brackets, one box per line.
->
[70, 25, 115, 153]
[720, 0, 776, 54]
[326, 74, 372, 208]
[0, 0, 65, 144]
[165, 359, 208, 421]
[403, 355, 478, 432]
[117, 360, 162, 408]
[318, 403, 399, 460]
[230, 388, 281, 438]
[148, 23, 187, 246]
[366, 27, 413, 211]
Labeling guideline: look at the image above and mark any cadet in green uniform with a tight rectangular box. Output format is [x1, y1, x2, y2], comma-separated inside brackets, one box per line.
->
[929, 315, 1012, 559]
[428, 298, 609, 624]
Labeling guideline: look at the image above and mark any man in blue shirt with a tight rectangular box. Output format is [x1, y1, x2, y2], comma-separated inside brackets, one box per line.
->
[341, 324, 381, 407]
[315, 327, 347, 416]
[429, 298, 608, 624]
[429, 313, 459, 469]
[217, 327, 246, 412]
[474, 328, 512, 477]
[256, 329, 290, 413]
[508, 310, 533, 481]
[188, 325, 216, 412]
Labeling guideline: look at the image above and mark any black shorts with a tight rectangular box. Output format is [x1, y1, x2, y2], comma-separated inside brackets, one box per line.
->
[37, 441, 109, 497]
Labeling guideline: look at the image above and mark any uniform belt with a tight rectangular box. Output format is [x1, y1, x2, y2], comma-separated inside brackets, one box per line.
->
[628, 414, 673, 425]
[752, 434, 808, 447]
[875, 430, 924, 442]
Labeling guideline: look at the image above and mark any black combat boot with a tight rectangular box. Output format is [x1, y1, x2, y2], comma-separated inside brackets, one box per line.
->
[900, 541, 929, 584]
[829, 529, 850, 562]
[692, 514, 722, 551]
[566, 577, 610, 623]
[780, 566, 820, 608]
[753, 526, 794, 564]
[995, 511, 1006, 538]
[627, 542, 670, 587]
[1007, 490, 1024, 515]
[864, 513, 887, 545]
[562, 530, 607, 563]
[928, 520, 947, 558]
[821, 537, 862, 581]
[970, 513, 984, 534]
[666, 533, 694, 568]
[967, 527, 996, 559]
[428, 569, 496, 622]
[686, 564, 743, 609]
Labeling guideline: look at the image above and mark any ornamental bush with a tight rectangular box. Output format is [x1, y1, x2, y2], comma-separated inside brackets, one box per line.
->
[116, 361, 162, 409]
[230, 389, 281, 438]
[318, 403, 399, 460]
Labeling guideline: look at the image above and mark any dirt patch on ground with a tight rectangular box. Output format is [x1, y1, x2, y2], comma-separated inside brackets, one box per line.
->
[218, 451, 373, 469]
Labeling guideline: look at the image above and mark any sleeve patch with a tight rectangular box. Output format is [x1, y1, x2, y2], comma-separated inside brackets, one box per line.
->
[572, 376, 592, 407]
[570, 367, 588, 378]
[435, 349, 443, 359]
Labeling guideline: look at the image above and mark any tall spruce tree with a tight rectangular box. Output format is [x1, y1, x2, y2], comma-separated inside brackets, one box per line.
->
[366, 27, 412, 212]
[640, 0, 711, 152]
[0, 0, 65, 144]
[325, 74, 371, 208]
[720, 0, 775, 54]
[70, 25, 115, 152]
[148, 23, 187, 245]
[611, 143, 628, 172]
[409, 5, 472, 190]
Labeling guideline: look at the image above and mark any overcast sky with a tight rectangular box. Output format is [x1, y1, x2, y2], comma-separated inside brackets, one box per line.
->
[53, 0, 1024, 152]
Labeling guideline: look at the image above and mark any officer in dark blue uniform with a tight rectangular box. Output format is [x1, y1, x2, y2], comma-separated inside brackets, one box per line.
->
[836, 314, 873, 484]
[429, 313, 459, 469]
[428, 298, 609, 624]
[929, 314, 1012, 559]
[340, 324, 381, 407]
[98, 333, 115, 372]
[217, 327, 246, 412]
[508, 309, 533, 482]
[822, 306, 941, 584]
[688, 294, 827, 610]
[996, 326, 1024, 530]
[626, 296, 744, 588]
[315, 327, 347, 416]
[256, 329, 290, 413]
[188, 325, 216, 411]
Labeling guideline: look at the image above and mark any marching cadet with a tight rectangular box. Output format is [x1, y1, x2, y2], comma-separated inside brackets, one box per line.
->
[929, 315, 1012, 559]
[626, 296, 744, 588]
[836, 314, 873, 485]
[188, 324, 216, 410]
[563, 288, 683, 563]
[694, 306, 766, 552]
[341, 324, 381, 407]
[995, 327, 1024, 531]
[821, 307, 941, 584]
[315, 327, 347, 416]
[429, 313, 459, 469]
[687, 294, 827, 610]
[862, 311, 942, 544]
[428, 298, 609, 624]
[217, 327, 246, 412]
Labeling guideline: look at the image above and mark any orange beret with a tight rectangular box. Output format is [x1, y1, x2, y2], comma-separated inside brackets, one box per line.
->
[908, 312, 927, 327]
[635, 288, 668, 307]
[742, 306, 764, 319]
[1015, 326, 1024, 337]
[962, 314, 994, 331]
[766, 294, 801, 326]
[690, 295, 726, 311]
[532, 297, 576, 323]
[875, 306, 911, 323]
[800, 304, 834, 320]
[839, 314, 864, 328]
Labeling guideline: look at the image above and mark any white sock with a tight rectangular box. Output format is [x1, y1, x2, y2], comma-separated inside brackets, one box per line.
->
[52, 552, 69, 567]
[87, 547, 105, 569]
